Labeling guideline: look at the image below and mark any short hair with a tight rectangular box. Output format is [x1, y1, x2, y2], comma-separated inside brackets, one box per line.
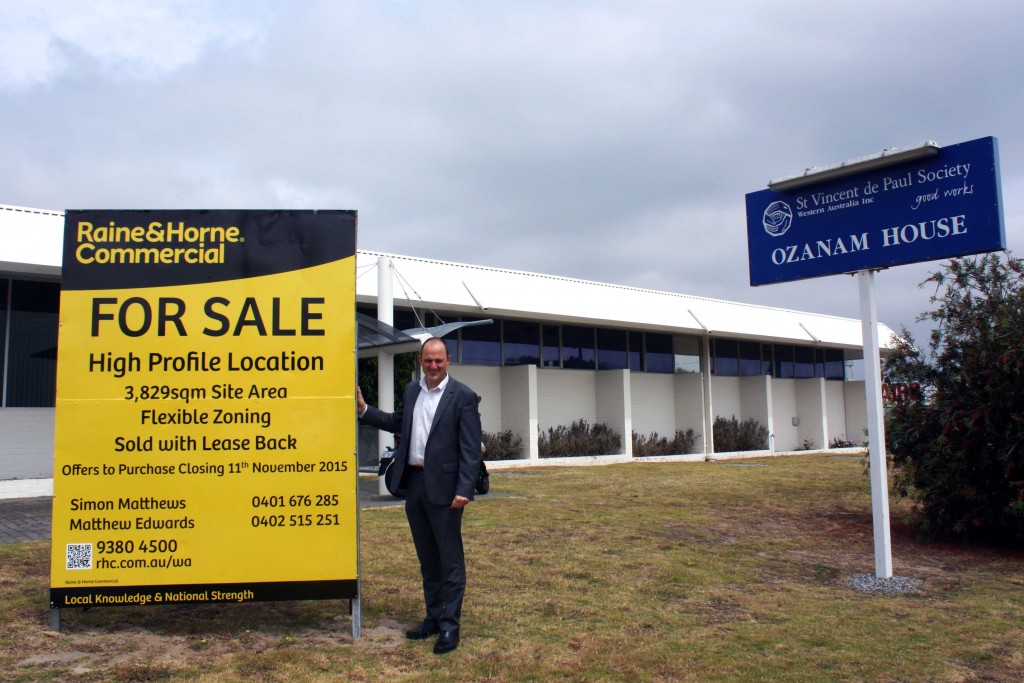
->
[419, 337, 447, 355]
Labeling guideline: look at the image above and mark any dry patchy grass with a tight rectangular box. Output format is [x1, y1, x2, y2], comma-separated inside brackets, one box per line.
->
[2, 454, 1023, 682]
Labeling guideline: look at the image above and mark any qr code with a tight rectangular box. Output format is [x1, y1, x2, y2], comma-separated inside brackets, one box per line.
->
[66, 543, 92, 570]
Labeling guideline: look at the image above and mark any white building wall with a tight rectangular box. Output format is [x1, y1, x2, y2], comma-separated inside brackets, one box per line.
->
[738, 375, 772, 453]
[795, 378, 826, 450]
[499, 364, 538, 461]
[451, 365, 502, 433]
[537, 368, 596, 430]
[0, 409, 55, 479]
[771, 379, 800, 451]
[710, 376, 742, 420]
[844, 381, 867, 445]
[629, 373, 677, 437]
[596, 370, 630, 456]
[825, 381, 849, 445]
[674, 373, 705, 453]
[739, 376, 769, 427]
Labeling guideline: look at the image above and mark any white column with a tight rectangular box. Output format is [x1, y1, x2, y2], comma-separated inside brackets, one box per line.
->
[702, 339, 714, 455]
[377, 256, 395, 496]
[526, 364, 539, 461]
[818, 376, 829, 450]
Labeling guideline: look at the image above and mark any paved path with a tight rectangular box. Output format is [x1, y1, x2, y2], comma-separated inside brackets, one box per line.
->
[0, 496, 53, 543]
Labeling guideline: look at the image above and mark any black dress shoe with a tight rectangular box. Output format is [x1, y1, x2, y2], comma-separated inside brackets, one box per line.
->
[406, 621, 440, 640]
[433, 629, 459, 654]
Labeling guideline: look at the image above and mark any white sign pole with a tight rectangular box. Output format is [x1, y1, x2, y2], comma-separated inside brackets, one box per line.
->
[857, 269, 893, 578]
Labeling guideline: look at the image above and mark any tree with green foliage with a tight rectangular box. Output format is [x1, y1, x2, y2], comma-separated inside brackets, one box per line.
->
[884, 253, 1024, 546]
[357, 352, 419, 410]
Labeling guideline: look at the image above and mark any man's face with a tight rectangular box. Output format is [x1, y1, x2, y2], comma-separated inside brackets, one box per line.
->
[419, 340, 450, 388]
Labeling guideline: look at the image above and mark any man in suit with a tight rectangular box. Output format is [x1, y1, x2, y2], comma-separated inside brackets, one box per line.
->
[357, 337, 483, 654]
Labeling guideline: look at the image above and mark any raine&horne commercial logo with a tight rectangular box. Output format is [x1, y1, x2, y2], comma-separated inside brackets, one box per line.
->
[762, 200, 793, 237]
[74, 219, 243, 266]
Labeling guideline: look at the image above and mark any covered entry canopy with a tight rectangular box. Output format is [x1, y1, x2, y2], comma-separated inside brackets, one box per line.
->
[356, 313, 493, 358]
[356, 313, 420, 357]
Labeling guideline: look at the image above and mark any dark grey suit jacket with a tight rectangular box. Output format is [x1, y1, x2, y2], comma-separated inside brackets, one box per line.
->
[360, 376, 482, 506]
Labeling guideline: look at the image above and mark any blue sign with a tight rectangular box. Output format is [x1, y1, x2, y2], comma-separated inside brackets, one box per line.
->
[746, 137, 1005, 286]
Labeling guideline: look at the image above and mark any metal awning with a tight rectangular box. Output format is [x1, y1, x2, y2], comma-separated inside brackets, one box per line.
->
[357, 313, 421, 357]
[357, 315, 494, 358]
[401, 318, 493, 340]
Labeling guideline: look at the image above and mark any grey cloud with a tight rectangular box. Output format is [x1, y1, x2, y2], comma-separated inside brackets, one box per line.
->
[0, 0, 1021, 338]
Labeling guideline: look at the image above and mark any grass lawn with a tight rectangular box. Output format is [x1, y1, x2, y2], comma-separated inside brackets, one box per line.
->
[2, 454, 1023, 682]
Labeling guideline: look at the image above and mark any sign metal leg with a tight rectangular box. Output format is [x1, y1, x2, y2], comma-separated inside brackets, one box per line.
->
[350, 596, 361, 639]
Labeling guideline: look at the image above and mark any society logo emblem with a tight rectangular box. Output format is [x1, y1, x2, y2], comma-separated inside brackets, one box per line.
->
[763, 201, 793, 237]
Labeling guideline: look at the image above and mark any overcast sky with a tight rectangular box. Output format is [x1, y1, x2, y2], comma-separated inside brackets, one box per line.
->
[3, 1, 1022, 346]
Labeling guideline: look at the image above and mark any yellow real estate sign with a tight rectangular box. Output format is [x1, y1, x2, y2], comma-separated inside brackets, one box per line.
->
[50, 210, 358, 608]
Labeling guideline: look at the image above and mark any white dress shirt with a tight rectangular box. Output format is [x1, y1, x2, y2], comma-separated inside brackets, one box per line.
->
[407, 374, 449, 467]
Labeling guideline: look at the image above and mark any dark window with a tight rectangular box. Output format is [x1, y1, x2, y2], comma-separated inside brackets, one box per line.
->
[362, 306, 445, 332]
[824, 349, 845, 380]
[713, 339, 739, 376]
[738, 341, 762, 376]
[542, 325, 560, 367]
[596, 328, 628, 370]
[773, 344, 795, 379]
[814, 349, 826, 378]
[392, 308, 421, 331]
[628, 331, 643, 371]
[461, 318, 501, 366]
[6, 279, 59, 407]
[673, 335, 701, 374]
[503, 320, 540, 366]
[645, 333, 673, 373]
[443, 335, 458, 362]
[761, 344, 774, 376]
[562, 326, 595, 369]
[794, 346, 815, 379]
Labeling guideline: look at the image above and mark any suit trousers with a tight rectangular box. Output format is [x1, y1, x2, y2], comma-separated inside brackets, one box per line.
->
[404, 468, 466, 631]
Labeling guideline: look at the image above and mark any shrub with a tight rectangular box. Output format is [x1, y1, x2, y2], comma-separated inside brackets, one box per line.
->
[713, 416, 768, 452]
[482, 430, 524, 460]
[632, 429, 700, 456]
[828, 435, 856, 448]
[885, 253, 1024, 546]
[539, 419, 621, 457]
